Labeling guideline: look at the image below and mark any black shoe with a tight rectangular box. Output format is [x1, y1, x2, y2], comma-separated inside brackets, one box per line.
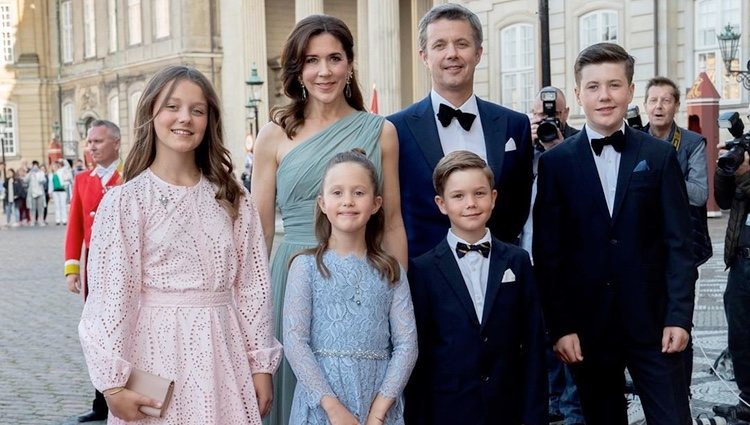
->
[77, 410, 108, 422]
[713, 402, 750, 421]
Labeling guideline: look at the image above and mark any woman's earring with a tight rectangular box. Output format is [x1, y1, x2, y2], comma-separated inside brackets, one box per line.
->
[299, 78, 307, 101]
[344, 72, 352, 98]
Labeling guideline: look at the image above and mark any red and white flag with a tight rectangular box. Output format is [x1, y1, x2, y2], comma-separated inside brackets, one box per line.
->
[370, 84, 379, 115]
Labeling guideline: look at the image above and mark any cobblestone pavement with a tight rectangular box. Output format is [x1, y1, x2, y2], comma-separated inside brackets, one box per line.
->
[0, 214, 743, 424]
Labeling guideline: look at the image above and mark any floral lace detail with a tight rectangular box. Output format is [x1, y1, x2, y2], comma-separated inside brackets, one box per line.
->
[283, 252, 417, 424]
[79, 170, 281, 424]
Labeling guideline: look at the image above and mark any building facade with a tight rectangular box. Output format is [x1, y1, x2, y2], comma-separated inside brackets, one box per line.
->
[0, 0, 747, 170]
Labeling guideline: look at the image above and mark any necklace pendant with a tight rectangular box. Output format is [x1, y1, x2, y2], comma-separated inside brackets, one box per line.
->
[159, 194, 169, 207]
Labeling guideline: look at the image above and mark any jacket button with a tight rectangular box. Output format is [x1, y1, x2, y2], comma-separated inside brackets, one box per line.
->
[605, 281, 612, 287]
[482, 375, 490, 382]
[482, 336, 488, 343]
[89, 211, 96, 218]
[610, 239, 618, 245]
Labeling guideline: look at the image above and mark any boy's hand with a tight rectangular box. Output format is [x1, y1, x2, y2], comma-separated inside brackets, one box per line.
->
[554, 333, 584, 364]
[105, 388, 161, 421]
[253, 373, 273, 417]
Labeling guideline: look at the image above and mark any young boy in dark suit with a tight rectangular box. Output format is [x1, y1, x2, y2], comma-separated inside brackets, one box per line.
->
[406, 150, 546, 425]
[533, 43, 694, 425]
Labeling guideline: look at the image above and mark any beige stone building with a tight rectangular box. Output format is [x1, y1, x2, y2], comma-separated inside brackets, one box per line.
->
[1, 0, 748, 170]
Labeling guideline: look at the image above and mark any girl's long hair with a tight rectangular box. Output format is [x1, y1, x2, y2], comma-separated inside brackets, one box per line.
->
[271, 15, 365, 139]
[292, 149, 400, 285]
[123, 65, 244, 219]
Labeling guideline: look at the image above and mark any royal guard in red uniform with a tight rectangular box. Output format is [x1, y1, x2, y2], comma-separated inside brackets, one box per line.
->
[64, 119, 122, 423]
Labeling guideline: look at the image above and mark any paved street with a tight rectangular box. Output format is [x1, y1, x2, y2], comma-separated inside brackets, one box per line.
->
[0, 213, 743, 424]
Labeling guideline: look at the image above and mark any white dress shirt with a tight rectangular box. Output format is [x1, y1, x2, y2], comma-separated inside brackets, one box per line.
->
[447, 228, 492, 322]
[586, 124, 625, 216]
[430, 90, 487, 162]
[93, 160, 120, 186]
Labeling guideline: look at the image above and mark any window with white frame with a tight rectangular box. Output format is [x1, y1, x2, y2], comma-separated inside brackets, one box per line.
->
[0, 104, 17, 156]
[128, 0, 142, 46]
[154, 0, 170, 39]
[108, 0, 117, 52]
[62, 102, 77, 157]
[108, 95, 120, 126]
[0, 3, 15, 64]
[580, 10, 618, 50]
[83, 0, 96, 58]
[695, 0, 741, 101]
[500, 24, 535, 114]
[61, 1, 73, 63]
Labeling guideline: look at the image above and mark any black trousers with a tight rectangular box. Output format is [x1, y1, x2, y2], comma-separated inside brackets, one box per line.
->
[726, 257, 750, 402]
[570, 340, 691, 425]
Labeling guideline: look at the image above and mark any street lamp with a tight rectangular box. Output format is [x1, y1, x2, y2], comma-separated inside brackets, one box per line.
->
[76, 118, 88, 140]
[245, 64, 264, 136]
[716, 24, 750, 90]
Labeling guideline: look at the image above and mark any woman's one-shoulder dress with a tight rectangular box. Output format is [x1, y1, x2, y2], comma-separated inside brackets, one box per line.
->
[269, 111, 385, 425]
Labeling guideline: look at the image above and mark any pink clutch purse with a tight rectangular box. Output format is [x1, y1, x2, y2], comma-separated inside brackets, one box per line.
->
[125, 368, 175, 418]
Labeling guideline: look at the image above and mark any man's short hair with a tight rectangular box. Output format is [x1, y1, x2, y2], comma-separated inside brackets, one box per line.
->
[433, 150, 494, 196]
[89, 119, 121, 141]
[417, 3, 483, 53]
[645, 76, 680, 104]
[574, 42, 635, 85]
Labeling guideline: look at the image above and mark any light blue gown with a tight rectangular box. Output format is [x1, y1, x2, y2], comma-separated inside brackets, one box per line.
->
[283, 252, 417, 425]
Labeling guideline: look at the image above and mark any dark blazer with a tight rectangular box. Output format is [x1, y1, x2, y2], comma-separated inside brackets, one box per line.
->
[406, 237, 547, 425]
[388, 96, 533, 258]
[533, 126, 695, 346]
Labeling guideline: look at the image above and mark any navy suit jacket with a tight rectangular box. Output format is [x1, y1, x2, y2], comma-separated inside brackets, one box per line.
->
[533, 126, 695, 347]
[406, 237, 547, 425]
[388, 96, 533, 258]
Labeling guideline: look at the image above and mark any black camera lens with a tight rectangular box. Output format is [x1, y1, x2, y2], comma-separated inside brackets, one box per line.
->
[537, 119, 559, 143]
[718, 146, 746, 175]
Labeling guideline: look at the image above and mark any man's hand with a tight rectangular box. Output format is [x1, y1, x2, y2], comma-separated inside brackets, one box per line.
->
[530, 117, 564, 151]
[717, 143, 750, 176]
[252, 373, 273, 418]
[553, 333, 584, 364]
[661, 326, 689, 353]
[66, 273, 81, 294]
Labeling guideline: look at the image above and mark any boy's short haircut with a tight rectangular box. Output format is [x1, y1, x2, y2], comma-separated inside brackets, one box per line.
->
[644, 76, 680, 104]
[433, 150, 494, 196]
[574, 42, 635, 85]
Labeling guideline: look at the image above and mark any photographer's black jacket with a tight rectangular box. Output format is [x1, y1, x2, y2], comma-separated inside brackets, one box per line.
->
[715, 169, 750, 267]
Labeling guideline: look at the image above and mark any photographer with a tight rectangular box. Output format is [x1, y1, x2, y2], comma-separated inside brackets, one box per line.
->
[713, 113, 750, 420]
[523, 86, 584, 425]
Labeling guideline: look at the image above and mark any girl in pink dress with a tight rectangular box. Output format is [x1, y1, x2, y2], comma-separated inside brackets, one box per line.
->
[78, 65, 282, 424]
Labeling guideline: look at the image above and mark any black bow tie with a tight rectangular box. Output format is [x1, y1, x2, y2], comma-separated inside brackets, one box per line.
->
[591, 130, 625, 156]
[455, 241, 491, 258]
[437, 103, 476, 131]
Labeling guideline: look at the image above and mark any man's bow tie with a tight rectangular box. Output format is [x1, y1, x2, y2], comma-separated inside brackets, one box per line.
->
[437, 103, 476, 131]
[591, 130, 625, 156]
[455, 241, 491, 258]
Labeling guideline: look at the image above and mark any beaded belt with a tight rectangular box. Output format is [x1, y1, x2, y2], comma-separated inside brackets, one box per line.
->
[140, 291, 233, 308]
[313, 348, 390, 360]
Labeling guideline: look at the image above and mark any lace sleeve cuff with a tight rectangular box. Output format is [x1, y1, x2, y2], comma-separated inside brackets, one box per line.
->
[248, 341, 283, 375]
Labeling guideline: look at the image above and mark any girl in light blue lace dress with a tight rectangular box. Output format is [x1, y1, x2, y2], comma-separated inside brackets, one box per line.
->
[283, 150, 417, 425]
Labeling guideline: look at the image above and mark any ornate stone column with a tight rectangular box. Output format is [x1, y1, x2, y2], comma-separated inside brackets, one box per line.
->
[367, 0, 400, 114]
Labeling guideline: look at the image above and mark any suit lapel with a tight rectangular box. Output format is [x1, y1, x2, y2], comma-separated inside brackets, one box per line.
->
[480, 239, 508, 327]
[405, 96, 444, 171]
[573, 129, 611, 221]
[477, 97, 505, 187]
[435, 240, 480, 327]
[611, 127, 642, 223]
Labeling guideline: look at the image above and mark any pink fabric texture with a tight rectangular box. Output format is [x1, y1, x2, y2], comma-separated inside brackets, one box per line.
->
[79, 169, 281, 424]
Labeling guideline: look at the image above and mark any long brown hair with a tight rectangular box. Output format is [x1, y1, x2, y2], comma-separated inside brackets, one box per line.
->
[123, 65, 244, 218]
[293, 149, 400, 285]
[271, 15, 365, 139]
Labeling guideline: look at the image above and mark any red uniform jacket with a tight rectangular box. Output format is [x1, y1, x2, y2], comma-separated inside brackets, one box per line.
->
[64, 166, 122, 296]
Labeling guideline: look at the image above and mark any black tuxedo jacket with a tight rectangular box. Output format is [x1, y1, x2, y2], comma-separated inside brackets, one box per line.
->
[388, 96, 533, 258]
[406, 237, 547, 425]
[532, 126, 695, 346]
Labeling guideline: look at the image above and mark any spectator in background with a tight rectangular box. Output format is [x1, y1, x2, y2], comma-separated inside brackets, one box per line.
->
[48, 161, 69, 225]
[25, 160, 47, 226]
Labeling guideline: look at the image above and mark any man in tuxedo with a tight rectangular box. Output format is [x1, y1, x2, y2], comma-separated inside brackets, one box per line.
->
[533, 43, 695, 425]
[387, 3, 533, 259]
[64, 120, 122, 422]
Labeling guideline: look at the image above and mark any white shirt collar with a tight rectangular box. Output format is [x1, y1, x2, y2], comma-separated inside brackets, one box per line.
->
[430, 90, 479, 116]
[585, 122, 626, 145]
[446, 228, 492, 251]
[94, 160, 118, 177]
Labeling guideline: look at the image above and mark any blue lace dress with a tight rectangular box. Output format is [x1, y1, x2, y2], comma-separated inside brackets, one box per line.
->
[283, 251, 417, 425]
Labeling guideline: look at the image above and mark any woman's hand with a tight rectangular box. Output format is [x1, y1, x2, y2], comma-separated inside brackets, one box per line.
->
[253, 373, 273, 418]
[104, 387, 162, 421]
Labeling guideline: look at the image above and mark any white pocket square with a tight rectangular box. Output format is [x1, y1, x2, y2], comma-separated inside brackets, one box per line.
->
[505, 138, 517, 152]
[501, 268, 516, 283]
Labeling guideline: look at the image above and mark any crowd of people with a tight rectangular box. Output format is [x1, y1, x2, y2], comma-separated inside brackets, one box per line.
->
[0, 158, 89, 228]
[52, 3, 749, 425]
